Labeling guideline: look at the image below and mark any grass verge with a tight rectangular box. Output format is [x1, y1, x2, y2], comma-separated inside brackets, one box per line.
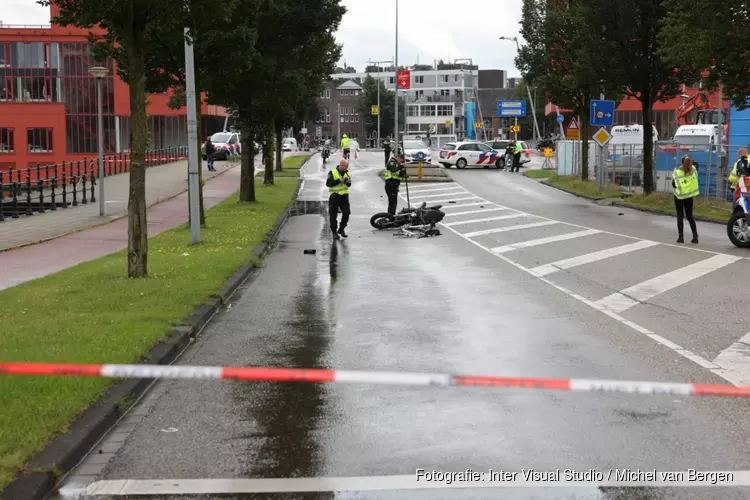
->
[523, 169, 555, 179]
[256, 154, 311, 177]
[619, 192, 733, 223]
[0, 177, 298, 490]
[543, 174, 622, 199]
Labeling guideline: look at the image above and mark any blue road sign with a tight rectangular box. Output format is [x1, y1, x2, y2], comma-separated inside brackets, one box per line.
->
[556, 114, 564, 124]
[590, 100, 615, 127]
[416, 151, 425, 161]
[498, 100, 527, 117]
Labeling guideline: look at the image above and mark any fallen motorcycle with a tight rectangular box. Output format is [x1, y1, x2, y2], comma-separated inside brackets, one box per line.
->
[370, 204, 444, 230]
[392, 201, 445, 238]
[728, 175, 750, 248]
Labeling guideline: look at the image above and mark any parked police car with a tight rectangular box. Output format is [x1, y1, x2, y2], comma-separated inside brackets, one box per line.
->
[438, 141, 504, 169]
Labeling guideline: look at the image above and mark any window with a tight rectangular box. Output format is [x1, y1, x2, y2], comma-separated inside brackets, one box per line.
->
[389, 76, 395, 84]
[420, 105, 436, 117]
[440, 89, 450, 96]
[407, 105, 419, 117]
[458, 143, 477, 151]
[1, 77, 16, 101]
[414, 75, 424, 84]
[28, 128, 53, 153]
[325, 110, 331, 123]
[344, 116, 349, 123]
[454, 75, 459, 82]
[355, 115, 359, 123]
[21, 76, 55, 102]
[414, 90, 424, 99]
[477, 143, 492, 152]
[0, 128, 13, 153]
[441, 75, 449, 83]
[437, 105, 452, 116]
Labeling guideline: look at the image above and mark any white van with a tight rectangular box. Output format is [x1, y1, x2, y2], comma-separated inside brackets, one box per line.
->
[282, 138, 297, 151]
[608, 124, 659, 167]
[672, 124, 722, 152]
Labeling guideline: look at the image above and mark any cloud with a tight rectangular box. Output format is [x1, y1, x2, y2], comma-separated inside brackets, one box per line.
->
[0, 1, 51, 25]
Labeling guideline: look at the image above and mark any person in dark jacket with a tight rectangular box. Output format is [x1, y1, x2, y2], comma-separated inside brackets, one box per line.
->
[383, 135, 392, 165]
[384, 153, 407, 215]
[326, 159, 351, 240]
[205, 138, 216, 171]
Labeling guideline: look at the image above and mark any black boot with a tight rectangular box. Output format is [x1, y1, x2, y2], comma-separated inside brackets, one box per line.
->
[332, 231, 340, 240]
[677, 234, 684, 243]
[338, 228, 348, 238]
[691, 235, 699, 244]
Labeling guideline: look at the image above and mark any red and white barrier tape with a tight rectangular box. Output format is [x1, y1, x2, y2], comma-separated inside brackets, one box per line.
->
[1, 362, 750, 398]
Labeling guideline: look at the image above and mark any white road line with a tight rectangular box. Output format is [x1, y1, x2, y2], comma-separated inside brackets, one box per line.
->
[445, 207, 513, 217]
[443, 213, 526, 227]
[438, 201, 497, 210]
[492, 229, 602, 254]
[404, 185, 462, 194]
[530, 240, 660, 277]
[410, 191, 468, 199]
[410, 196, 481, 205]
[712, 332, 750, 386]
[463, 220, 558, 238]
[594, 253, 742, 313]
[435, 183, 734, 385]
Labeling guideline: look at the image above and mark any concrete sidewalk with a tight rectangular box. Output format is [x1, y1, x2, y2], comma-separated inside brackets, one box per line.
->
[0, 157, 263, 252]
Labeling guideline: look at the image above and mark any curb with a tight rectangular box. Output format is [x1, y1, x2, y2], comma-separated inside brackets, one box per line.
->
[539, 179, 614, 202]
[608, 200, 727, 226]
[0, 163, 242, 254]
[0, 173, 300, 500]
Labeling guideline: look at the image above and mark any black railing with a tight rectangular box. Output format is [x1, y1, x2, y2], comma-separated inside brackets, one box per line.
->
[0, 147, 188, 222]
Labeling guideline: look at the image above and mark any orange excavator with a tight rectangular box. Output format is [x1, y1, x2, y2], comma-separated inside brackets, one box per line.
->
[676, 89, 728, 135]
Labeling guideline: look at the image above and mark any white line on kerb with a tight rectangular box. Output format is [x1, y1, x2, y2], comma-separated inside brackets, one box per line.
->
[713, 332, 750, 386]
[435, 182, 742, 387]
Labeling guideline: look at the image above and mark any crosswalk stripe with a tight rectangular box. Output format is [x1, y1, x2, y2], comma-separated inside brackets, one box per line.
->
[491, 229, 602, 254]
[445, 207, 512, 217]
[462, 220, 557, 238]
[443, 214, 525, 227]
[530, 240, 659, 277]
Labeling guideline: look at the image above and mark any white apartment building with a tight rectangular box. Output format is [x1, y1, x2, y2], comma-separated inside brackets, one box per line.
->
[330, 68, 479, 148]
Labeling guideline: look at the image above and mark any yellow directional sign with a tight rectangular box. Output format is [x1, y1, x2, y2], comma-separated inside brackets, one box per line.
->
[510, 125, 521, 133]
[371, 105, 379, 116]
[543, 148, 553, 157]
[475, 122, 483, 129]
[593, 127, 612, 147]
[445, 120, 452, 127]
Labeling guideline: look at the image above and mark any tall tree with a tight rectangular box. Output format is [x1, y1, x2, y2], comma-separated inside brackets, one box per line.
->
[517, 0, 611, 180]
[44, 0, 184, 277]
[586, 0, 695, 193]
[357, 75, 405, 140]
[660, 0, 747, 108]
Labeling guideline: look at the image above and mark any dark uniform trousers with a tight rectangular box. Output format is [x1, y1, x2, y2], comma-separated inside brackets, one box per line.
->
[384, 148, 391, 165]
[329, 193, 351, 233]
[385, 181, 400, 215]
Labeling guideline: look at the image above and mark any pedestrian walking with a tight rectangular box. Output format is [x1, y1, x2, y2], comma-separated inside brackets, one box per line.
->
[383, 135, 392, 165]
[384, 153, 407, 215]
[327, 158, 351, 240]
[511, 140, 522, 172]
[340, 134, 351, 160]
[672, 156, 699, 244]
[205, 137, 216, 171]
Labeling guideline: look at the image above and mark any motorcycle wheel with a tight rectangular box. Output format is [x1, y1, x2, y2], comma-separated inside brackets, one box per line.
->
[370, 212, 395, 229]
[727, 211, 750, 248]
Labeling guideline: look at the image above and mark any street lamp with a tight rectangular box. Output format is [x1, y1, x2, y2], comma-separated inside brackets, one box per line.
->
[499, 36, 541, 142]
[88, 65, 109, 217]
[367, 59, 393, 149]
[394, 0, 400, 153]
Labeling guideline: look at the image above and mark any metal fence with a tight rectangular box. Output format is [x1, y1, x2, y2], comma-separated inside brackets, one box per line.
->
[0, 147, 187, 222]
[554, 140, 742, 200]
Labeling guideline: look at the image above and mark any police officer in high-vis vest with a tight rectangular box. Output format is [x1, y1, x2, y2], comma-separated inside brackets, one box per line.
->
[384, 153, 407, 215]
[672, 156, 699, 244]
[340, 134, 351, 160]
[326, 158, 352, 240]
[382, 135, 392, 165]
[729, 148, 750, 190]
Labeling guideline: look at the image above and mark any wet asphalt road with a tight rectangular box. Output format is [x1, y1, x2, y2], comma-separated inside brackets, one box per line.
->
[59, 152, 750, 499]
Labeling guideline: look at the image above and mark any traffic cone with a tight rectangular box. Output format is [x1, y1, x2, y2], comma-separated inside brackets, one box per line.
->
[355, 150, 359, 160]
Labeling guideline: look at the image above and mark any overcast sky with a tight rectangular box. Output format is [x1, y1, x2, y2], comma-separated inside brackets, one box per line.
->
[3, 0, 524, 76]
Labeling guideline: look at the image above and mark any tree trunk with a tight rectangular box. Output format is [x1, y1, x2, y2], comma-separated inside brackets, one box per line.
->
[275, 120, 283, 172]
[580, 98, 590, 181]
[641, 91, 655, 194]
[239, 121, 256, 202]
[263, 120, 274, 185]
[194, 87, 206, 226]
[126, 30, 148, 278]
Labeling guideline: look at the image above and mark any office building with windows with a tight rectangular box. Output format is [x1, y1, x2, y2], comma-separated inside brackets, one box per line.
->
[313, 79, 365, 142]
[326, 66, 478, 148]
[0, 4, 227, 170]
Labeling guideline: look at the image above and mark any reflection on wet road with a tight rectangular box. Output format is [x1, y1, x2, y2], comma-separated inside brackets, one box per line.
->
[57, 152, 750, 500]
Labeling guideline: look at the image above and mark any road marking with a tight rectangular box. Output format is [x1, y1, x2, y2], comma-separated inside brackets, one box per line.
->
[713, 332, 750, 386]
[435, 183, 734, 385]
[491, 229, 602, 254]
[443, 213, 526, 227]
[412, 196, 481, 205]
[404, 185, 462, 194]
[462, 220, 558, 238]
[438, 201, 496, 210]
[444, 207, 513, 217]
[410, 190, 468, 199]
[530, 240, 660, 277]
[594, 253, 741, 313]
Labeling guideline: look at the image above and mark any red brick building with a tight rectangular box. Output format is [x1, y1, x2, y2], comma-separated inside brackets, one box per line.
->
[0, 4, 227, 170]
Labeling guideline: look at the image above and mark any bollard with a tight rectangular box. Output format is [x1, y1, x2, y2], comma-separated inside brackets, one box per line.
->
[90, 160, 96, 203]
[25, 176, 33, 215]
[38, 178, 45, 213]
[418, 160, 423, 180]
[11, 182, 19, 218]
[50, 176, 57, 210]
[0, 172, 4, 222]
[81, 170, 88, 204]
[72, 174, 78, 206]
[61, 172, 67, 208]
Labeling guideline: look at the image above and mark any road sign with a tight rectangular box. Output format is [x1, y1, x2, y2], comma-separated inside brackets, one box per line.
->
[444, 120, 452, 127]
[397, 70, 411, 89]
[590, 99, 615, 127]
[301, 127, 307, 134]
[544, 148, 553, 157]
[475, 122, 483, 128]
[566, 117, 580, 139]
[556, 114, 564, 124]
[593, 127, 612, 147]
[497, 100, 527, 117]
[510, 125, 521, 133]
[371, 105, 379, 116]
[315, 126, 322, 136]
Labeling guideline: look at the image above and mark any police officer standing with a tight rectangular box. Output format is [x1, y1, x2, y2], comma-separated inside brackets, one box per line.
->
[327, 158, 351, 240]
[340, 134, 351, 160]
[382, 135, 392, 165]
[729, 148, 750, 190]
[384, 153, 407, 215]
[511, 140, 523, 172]
[672, 156, 699, 244]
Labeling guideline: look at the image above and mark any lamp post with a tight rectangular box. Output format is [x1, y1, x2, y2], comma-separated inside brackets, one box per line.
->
[88, 66, 109, 217]
[367, 59, 393, 148]
[499, 36, 541, 142]
[184, 27, 200, 244]
[394, 0, 400, 153]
